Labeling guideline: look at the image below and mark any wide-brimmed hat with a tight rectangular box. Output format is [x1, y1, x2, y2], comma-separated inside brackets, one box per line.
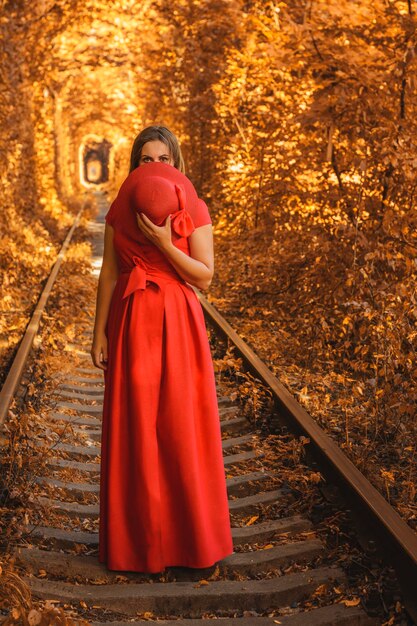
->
[128, 161, 199, 238]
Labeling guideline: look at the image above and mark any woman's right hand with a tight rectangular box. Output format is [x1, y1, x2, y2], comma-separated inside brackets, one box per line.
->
[91, 332, 108, 370]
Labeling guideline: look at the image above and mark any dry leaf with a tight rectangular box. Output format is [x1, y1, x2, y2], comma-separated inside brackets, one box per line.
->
[341, 597, 361, 607]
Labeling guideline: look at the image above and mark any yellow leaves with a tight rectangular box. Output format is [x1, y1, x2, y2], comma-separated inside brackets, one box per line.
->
[205, 564, 221, 582]
[297, 386, 310, 402]
[257, 105, 271, 114]
[47, 336, 59, 350]
[308, 472, 323, 484]
[380, 469, 396, 483]
[116, 574, 129, 584]
[27, 382, 38, 397]
[354, 341, 368, 354]
[340, 597, 361, 607]
[73, 542, 88, 555]
[193, 579, 210, 588]
[213, 353, 243, 375]
[91, 577, 110, 585]
[245, 515, 259, 526]
[312, 583, 328, 596]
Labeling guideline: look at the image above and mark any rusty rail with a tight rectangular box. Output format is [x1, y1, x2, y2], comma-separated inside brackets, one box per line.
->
[0, 205, 85, 427]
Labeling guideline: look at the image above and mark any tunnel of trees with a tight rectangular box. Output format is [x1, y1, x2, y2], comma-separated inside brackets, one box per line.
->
[1, 0, 417, 541]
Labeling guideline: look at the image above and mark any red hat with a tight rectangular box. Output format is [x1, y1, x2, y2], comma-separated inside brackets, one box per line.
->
[129, 161, 198, 238]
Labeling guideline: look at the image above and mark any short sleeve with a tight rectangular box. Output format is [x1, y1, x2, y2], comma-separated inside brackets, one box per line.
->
[105, 198, 117, 227]
[192, 198, 212, 229]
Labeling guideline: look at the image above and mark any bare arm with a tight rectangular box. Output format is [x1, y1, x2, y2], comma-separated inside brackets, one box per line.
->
[136, 212, 214, 290]
[91, 223, 119, 370]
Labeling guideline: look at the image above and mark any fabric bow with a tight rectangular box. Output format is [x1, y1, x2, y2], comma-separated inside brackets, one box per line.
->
[122, 255, 149, 299]
[169, 184, 195, 238]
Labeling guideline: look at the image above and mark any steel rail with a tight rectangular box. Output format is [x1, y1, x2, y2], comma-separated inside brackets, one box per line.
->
[0, 205, 85, 427]
[195, 288, 417, 623]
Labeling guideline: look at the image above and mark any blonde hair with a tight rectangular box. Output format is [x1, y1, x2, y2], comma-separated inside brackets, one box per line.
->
[129, 126, 186, 174]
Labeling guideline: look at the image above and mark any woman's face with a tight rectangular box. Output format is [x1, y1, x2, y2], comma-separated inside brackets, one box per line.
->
[139, 140, 174, 166]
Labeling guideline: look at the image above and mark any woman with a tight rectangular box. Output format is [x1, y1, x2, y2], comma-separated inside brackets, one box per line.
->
[90, 126, 234, 573]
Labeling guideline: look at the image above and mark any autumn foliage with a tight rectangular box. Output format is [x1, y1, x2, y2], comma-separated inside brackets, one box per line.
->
[0, 0, 416, 570]
[140, 0, 417, 526]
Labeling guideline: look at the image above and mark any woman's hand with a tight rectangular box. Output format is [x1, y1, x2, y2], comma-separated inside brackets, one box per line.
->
[135, 212, 173, 251]
[135, 212, 214, 291]
[91, 332, 108, 370]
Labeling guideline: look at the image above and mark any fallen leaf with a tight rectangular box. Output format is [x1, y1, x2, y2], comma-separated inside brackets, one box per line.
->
[341, 597, 361, 607]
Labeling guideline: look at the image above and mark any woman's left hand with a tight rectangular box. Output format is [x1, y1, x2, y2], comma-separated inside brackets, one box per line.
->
[135, 212, 173, 251]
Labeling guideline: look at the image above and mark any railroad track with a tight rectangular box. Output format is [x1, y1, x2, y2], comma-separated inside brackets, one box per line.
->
[1, 191, 416, 625]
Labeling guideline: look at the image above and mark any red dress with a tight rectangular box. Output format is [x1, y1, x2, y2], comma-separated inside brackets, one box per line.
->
[98, 162, 234, 572]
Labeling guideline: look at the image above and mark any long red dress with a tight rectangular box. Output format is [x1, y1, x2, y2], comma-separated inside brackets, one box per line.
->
[98, 162, 234, 573]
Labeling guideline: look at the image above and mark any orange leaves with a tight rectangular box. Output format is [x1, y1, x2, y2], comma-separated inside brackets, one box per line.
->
[308, 472, 323, 484]
[312, 583, 328, 597]
[340, 597, 361, 607]
[193, 579, 210, 588]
